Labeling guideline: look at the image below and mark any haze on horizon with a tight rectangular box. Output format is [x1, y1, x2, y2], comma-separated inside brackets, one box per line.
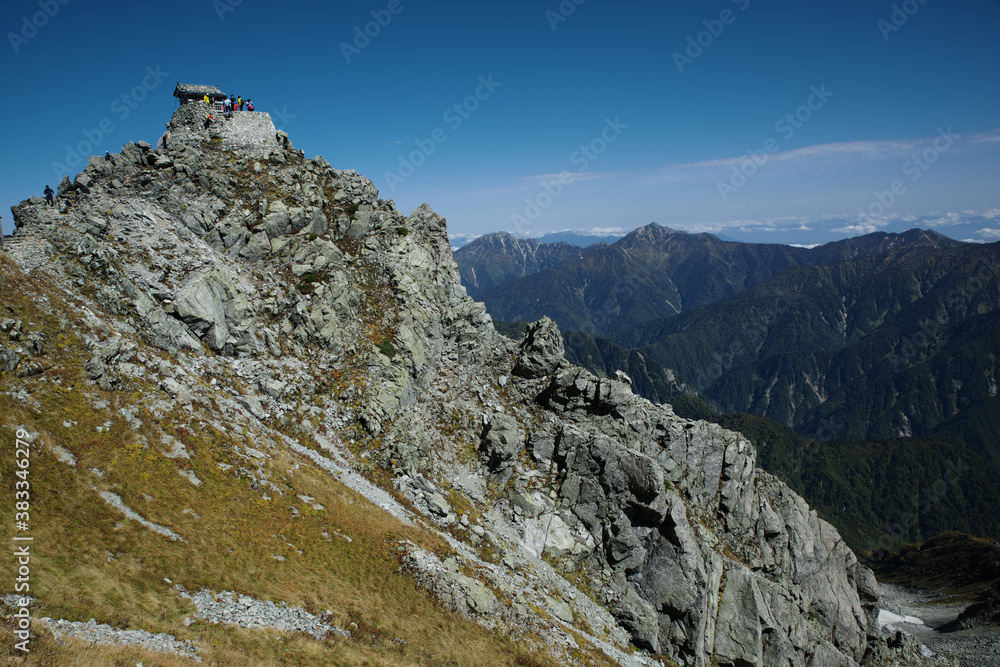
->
[2, 0, 998, 247]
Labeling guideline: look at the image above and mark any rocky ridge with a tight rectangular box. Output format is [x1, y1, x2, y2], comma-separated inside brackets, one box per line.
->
[453, 231, 594, 297]
[0, 102, 938, 665]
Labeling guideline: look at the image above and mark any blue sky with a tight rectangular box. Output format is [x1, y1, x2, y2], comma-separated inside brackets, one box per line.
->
[2, 0, 999, 247]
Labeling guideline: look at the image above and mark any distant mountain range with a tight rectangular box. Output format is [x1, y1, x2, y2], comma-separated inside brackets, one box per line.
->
[610, 241, 1000, 463]
[451, 230, 621, 250]
[453, 232, 602, 297]
[465, 223, 963, 337]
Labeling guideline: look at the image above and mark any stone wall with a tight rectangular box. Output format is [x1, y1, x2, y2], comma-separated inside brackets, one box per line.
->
[165, 102, 278, 156]
[217, 111, 278, 155]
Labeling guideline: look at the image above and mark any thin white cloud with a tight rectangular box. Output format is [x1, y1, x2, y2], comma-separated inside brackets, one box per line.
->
[673, 215, 833, 235]
[464, 172, 617, 197]
[982, 209, 1000, 219]
[968, 130, 1000, 144]
[519, 172, 615, 184]
[646, 129, 1000, 184]
[666, 210, 996, 238]
[978, 228, 1000, 240]
[923, 212, 965, 226]
[832, 220, 892, 235]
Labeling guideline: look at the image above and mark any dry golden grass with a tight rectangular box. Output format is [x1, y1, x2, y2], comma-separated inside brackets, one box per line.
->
[0, 255, 568, 665]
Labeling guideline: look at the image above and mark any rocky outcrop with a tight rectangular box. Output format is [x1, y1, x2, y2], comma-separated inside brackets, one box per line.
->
[0, 317, 46, 378]
[512, 316, 567, 379]
[516, 348, 877, 665]
[84, 335, 135, 390]
[3, 103, 909, 666]
[171, 268, 258, 354]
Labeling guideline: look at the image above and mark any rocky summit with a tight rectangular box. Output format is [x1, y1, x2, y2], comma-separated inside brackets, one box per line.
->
[0, 103, 941, 666]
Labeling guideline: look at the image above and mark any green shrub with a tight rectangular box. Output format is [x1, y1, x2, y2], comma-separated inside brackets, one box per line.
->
[377, 340, 397, 358]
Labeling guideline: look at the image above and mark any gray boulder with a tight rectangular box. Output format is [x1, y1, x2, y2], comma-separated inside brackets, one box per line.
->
[263, 201, 291, 238]
[172, 269, 257, 353]
[84, 336, 135, 390]
[239, 232, 272, 262]
[480, 413, 525, 471]
[512, 317, 566, 379]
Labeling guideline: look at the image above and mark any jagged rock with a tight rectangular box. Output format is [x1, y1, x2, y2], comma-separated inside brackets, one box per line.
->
[302, 207, 328, 236]
[263, 201, 291, 238]
[480, 413, 524, 471]
[85, 336, 135, 390]
[172, 269, 257, 353]
[123, 280, 202, 354]
[239, 232, 272, 262]
[512, 317, 566, 379]
[610, 586, 659, 652]
[522, 511, 593, 560]
[527, 428, 557, 463]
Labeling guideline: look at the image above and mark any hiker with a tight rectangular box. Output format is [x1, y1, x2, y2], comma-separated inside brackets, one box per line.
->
[105, 151, 112, 161]
[44, 185, 54, 206]
[204, 113, 214, 129]
[246, 99, 254, 112]
[237, 96, 243, 111]
[203, 94, 210, 105]
[162, 124, 170, 150]
[223, 96, 231, 117]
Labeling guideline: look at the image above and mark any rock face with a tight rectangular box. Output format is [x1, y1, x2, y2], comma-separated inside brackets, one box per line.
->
[2, 103, 894, 666]
[519, 330, 878, 665]
[171, 269, 258, 353]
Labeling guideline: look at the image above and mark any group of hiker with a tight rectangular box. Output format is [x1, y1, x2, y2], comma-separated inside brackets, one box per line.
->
[203, 93, 254, 116]
[202, 92, 255, 128]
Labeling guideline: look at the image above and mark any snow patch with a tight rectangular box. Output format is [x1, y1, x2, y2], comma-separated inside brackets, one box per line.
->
[878, 609, 925, 628]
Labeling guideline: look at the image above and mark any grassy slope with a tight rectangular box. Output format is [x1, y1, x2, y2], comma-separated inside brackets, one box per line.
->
[0, 257, 569, 665]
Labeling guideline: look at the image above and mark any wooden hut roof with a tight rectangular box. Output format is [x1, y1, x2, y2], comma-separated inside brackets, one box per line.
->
[173, 83, 227, 99]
